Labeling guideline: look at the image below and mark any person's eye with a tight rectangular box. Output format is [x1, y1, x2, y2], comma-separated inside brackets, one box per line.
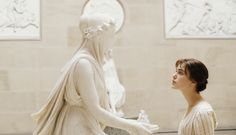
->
[178, 71, 184, 75]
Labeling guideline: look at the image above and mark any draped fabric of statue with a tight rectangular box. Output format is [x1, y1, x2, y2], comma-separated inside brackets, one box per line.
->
[32, 52, 111, 135]
[32, 13, 116, 135]
[103, 57, 125, 117]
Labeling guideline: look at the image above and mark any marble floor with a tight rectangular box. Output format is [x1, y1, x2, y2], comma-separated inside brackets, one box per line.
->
[1, 130, 236, 135]
[156, 130, 236, 135]
[155, 130, 236, 135]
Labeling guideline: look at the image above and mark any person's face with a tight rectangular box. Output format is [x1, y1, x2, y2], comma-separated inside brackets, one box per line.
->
[171, 64, 194, 91]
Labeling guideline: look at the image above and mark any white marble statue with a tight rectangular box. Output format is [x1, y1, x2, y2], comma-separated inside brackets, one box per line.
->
[103, 50, 125, 117]
[137, 110, 159, 133]
[31, 13, 157, 135]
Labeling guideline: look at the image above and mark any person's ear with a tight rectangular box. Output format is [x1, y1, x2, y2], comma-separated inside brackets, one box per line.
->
[190, 80, 197, 86]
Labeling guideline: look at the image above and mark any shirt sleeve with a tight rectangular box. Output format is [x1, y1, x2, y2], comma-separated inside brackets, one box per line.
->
[193, 111, 217, 135]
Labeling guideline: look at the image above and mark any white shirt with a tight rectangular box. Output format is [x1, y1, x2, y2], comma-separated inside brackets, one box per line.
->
[178, 101, 217, 135]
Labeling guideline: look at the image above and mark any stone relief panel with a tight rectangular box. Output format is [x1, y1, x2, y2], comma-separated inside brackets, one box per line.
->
[164, 0, 236, 38]
[82, 0, 125, 33]
[0, 0, 40, 40]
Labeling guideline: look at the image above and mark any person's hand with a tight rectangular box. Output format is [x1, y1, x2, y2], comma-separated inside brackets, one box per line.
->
[127, 120, 152, 135]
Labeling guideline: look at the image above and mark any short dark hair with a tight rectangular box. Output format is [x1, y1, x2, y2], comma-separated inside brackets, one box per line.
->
[176, 58, 209, 93]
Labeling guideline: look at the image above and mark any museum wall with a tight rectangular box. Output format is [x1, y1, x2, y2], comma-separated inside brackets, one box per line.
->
[0, 0, 236, 134]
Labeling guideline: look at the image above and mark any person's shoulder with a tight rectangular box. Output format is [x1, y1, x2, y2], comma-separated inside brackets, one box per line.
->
[195, 101, 214, 113]
[193, 101, 218, 128]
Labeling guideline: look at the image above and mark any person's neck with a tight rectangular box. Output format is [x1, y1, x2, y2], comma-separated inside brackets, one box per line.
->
[182, 88, 203, 108]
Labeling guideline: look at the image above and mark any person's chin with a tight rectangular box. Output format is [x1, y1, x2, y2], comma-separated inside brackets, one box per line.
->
[171, 81, 174, 87]
[171, 84, 177, 89]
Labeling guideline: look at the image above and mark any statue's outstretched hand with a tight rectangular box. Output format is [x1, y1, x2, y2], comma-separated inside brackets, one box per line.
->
[128, 120, 152, 135]
[137, 109, 159, 133]
[139, 122, 159, 134]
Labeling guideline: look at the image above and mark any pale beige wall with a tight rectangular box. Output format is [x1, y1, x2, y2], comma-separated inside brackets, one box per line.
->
[0, 0, 236, 134]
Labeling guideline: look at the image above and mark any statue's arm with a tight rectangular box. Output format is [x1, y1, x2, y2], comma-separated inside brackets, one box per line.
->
[76, 59, 151, 135]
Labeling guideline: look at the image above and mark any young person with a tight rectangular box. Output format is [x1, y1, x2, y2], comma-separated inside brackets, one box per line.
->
[172, 58, 217, 135]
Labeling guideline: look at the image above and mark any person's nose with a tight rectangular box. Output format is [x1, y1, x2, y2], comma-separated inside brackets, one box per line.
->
[172, 72, 177, 79]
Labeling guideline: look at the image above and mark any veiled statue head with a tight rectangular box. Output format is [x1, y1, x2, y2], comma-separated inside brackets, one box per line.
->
[79, 13, 116, 64]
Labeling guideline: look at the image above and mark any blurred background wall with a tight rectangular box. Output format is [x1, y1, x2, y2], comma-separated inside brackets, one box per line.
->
[0, 0, 236, 134]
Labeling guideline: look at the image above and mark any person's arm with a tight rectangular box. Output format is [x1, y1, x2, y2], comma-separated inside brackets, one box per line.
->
[193, 111, 216, 135]
[76, 59, 151, 135]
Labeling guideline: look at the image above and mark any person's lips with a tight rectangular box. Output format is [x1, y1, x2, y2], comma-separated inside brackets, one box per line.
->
[172, 80, 176, 84]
